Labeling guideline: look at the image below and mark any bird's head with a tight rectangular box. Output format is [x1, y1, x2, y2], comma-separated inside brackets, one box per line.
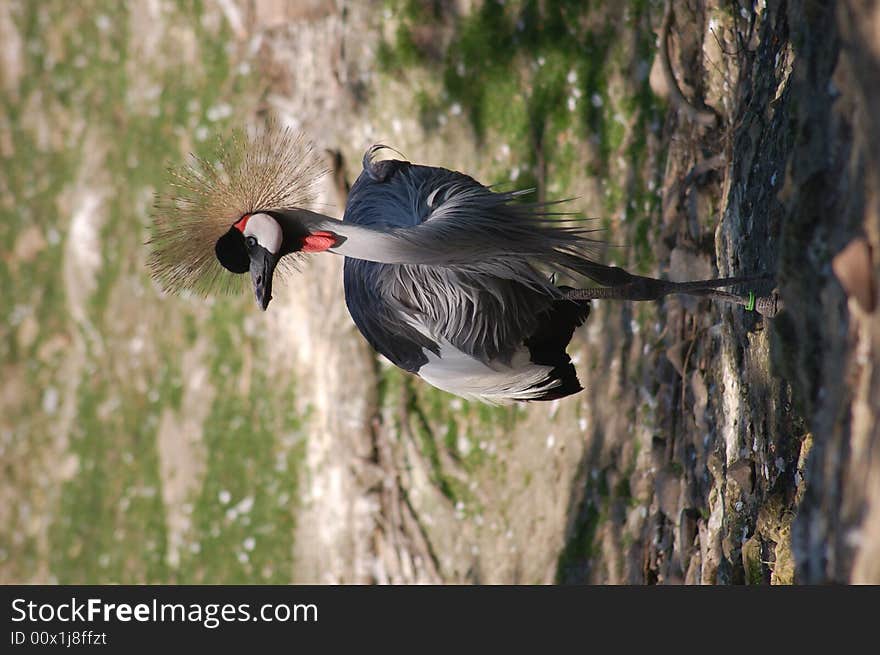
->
[148, 122, 327, 310]
[215, 212, 293, 310]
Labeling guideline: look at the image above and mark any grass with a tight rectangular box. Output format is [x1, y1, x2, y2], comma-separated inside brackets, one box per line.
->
[1, 1, 304, 583]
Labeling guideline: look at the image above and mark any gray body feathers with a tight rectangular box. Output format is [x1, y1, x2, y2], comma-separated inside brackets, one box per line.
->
[343, 148, 595, 401]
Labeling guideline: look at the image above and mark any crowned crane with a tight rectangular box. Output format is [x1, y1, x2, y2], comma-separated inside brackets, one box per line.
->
[149, 125, 779, 403]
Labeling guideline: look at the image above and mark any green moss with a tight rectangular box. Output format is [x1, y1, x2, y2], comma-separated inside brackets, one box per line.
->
[614, 475, 632, 502]
[409, 389, 457, 501]
[555, 496, 600, 583]
[742, 537, 766, 585]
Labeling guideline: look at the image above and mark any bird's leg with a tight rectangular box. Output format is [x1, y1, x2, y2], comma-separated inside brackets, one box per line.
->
[565, 274, 782, 318]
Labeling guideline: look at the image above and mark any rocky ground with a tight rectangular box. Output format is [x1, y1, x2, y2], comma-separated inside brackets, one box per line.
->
[2, 0, 878, 584]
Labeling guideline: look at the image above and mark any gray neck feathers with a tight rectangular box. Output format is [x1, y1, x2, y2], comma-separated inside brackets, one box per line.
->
[283, 208, 439, 265]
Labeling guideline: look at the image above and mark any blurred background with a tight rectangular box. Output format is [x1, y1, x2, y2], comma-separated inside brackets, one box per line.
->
[2, 0, 879, 584]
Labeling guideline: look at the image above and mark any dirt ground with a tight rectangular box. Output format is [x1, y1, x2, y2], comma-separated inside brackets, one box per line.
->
[2, 0, 879, 584]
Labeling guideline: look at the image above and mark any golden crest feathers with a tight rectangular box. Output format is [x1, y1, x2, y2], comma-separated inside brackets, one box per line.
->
[148, 121, 327, 296]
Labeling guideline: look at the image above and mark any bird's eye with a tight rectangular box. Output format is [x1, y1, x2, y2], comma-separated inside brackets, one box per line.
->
[246, 236, 257, 248]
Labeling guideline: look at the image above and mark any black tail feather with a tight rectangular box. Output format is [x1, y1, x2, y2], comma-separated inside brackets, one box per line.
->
[524, 290, 590, 401]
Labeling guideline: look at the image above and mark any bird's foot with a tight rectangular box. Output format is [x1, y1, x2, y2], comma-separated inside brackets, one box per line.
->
[751, 290, 783, 318]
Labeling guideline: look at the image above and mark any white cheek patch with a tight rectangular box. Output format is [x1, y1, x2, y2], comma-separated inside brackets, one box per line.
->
[244, 213, 283, 254]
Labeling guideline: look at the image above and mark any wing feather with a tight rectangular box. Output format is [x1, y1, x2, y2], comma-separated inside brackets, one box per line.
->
[343, 150, 595, 365]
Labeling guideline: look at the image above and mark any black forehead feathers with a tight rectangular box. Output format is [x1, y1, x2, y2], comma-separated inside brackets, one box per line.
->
[215, 227, 249, 273]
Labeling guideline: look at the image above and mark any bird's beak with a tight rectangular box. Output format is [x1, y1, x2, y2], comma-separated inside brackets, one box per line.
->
[249, 247, 279, 311]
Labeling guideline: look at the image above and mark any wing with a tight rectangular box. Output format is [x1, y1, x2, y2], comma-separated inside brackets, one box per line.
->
[345, 147, 617, 281]
[342, 257, 437, 373]
[342, 148, 586, 362]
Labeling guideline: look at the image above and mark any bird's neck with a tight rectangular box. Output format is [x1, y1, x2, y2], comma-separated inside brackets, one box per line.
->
[279, 209, 423, 264]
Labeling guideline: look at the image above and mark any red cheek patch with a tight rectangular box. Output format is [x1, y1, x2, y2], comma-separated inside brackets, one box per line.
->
[233, 214, 251, 232]
[302, 231, 337, 252]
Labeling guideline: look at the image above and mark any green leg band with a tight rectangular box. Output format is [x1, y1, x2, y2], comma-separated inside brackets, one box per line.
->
[745, 291, 756, 312]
